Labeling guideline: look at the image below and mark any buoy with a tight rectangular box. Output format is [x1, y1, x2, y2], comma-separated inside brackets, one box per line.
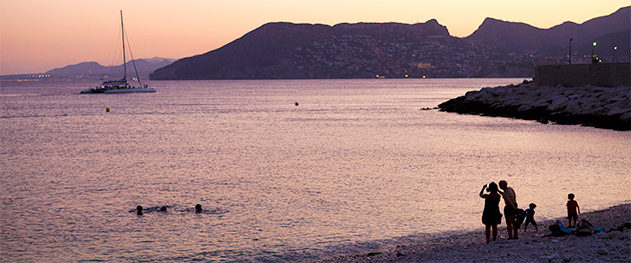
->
[106, 107, 110, 112]
[295, 102, 299, 106]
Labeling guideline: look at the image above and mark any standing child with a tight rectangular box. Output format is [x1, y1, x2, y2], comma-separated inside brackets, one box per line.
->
[566, 193, 580, 227]
[523, 203, 538, 233]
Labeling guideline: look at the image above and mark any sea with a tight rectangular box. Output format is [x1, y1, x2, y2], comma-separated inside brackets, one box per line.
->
[1, 79, 630, 262]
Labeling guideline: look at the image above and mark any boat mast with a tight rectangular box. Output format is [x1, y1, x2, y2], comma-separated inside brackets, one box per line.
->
[120, 10, 127, 81]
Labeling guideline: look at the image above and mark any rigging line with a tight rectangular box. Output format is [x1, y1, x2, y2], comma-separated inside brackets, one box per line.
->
[123, 25, 142, 86]
[107, 25, 122, 79]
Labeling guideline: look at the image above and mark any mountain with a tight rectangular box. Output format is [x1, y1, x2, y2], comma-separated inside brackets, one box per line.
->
[150, 20, 452, 79]
[46, 62, 108, 75]
[466, 6, 630, 56]
[150, 6, 629, 80]
[45, 58, 176, 81]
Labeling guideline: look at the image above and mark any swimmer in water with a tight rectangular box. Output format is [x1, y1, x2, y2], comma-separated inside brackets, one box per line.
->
[160, 206, 167, 212]
[195, 204, 203, 213]
[136, 205, 143, 215]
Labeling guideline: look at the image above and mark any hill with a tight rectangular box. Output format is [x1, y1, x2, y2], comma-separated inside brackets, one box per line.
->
[151, 20, 454, 79]
[149, 7, 629, 80]
[466, 6, 630, 57]
[44, 58, 176, 81]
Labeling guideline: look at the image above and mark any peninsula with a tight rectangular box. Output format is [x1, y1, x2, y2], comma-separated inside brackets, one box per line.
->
[438, 81, 630, 131]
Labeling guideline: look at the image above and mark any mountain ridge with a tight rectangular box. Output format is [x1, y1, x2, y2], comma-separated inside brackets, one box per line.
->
[150, 6, 629, 80]
[466, 6, 630, 54]
[44, 58, 176, 81]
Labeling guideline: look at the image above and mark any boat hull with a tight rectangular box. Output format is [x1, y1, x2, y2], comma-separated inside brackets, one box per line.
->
[80, 88, 156, 94]
[104, 88, 156, 94]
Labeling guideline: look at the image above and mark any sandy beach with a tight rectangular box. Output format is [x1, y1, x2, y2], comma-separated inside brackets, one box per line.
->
[319, 203, 630, 262]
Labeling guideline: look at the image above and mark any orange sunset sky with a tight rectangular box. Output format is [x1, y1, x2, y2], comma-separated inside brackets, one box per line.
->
[1, 0, 628, 75]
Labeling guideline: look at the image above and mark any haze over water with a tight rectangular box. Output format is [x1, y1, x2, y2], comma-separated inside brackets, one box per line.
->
[1, 79, 630, 261]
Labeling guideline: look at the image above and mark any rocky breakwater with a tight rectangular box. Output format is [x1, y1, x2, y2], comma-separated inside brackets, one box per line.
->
[438, 82, 631, 131]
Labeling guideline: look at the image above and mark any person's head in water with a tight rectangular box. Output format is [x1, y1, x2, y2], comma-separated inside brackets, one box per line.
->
[136, 205, 143, 215]
[487, 182, 498, 193]
[195, 204, 202, 213]
[160, 206, 167, 212]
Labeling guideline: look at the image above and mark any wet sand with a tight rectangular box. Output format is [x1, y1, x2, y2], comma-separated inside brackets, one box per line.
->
[319, 203, 630, 262]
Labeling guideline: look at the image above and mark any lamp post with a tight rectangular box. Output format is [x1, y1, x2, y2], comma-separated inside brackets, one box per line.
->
[591, 42, 597, 64]
[569, 38, 573, 64]
[612, 46, 618, 63]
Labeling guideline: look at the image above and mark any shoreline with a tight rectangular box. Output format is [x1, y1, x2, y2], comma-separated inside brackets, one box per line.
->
[318, 203, 630, 262]
[438, 82, 631, 131]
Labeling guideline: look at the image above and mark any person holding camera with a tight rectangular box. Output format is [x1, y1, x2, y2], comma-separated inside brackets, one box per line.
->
[480, 182, 501, 244]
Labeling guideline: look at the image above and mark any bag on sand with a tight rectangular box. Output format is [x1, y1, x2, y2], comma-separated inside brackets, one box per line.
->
[515, 209, 526, 228]
[549, 220, 572, 237]
[576, 219, 594, 236]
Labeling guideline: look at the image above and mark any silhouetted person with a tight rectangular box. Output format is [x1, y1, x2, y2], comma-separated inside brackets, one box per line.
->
[480, 182, 501, 244]
[160, 206, 167, 212]
[136, 205, 143, 215]
[524, 203, 539, 233]
[499, 180, 518, 239]
[195, 204, 203, 213]
[567, 193, 580, 227]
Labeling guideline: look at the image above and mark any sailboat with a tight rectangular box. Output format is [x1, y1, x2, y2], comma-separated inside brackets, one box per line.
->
[81, 11, 155, 94]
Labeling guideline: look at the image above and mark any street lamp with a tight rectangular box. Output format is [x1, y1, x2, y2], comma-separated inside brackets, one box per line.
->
[591, 42, 597, 64]
[613, 46, 618, 63]
[569, 38, 573, 64]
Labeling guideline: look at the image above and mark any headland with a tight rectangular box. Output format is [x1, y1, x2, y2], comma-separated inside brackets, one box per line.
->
[438, 63, 630, 131]
[438, 82, 630, 131]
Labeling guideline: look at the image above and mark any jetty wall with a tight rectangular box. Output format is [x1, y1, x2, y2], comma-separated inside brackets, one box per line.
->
[534, 63, 630, 87]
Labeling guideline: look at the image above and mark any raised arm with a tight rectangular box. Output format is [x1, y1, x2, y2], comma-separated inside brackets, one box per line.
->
[479, 185, 487, 198]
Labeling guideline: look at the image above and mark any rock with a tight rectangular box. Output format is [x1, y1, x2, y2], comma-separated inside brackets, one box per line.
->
[547, 96, 569, 111]
[439, 84, 631, 131]
[606, 231, 624, 239]
[540, 255, 556, 262]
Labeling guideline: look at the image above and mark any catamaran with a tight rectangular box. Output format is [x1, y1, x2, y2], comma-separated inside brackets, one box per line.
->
[81, 11, 155, 94]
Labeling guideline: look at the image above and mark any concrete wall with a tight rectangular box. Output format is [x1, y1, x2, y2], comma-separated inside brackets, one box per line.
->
[534, 63, 630, 87]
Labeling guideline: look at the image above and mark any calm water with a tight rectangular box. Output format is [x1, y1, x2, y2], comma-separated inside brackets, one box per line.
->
[1, 79, 630, 262]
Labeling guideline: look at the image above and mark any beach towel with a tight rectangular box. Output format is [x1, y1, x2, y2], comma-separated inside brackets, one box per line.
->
[549, 220, 572, 237]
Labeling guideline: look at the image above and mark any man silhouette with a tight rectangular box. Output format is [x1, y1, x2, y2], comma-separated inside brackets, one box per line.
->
[499, 180, 518, 239]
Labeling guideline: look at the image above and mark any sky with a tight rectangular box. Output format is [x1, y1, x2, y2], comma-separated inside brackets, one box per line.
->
[1, 0, 628, 75]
